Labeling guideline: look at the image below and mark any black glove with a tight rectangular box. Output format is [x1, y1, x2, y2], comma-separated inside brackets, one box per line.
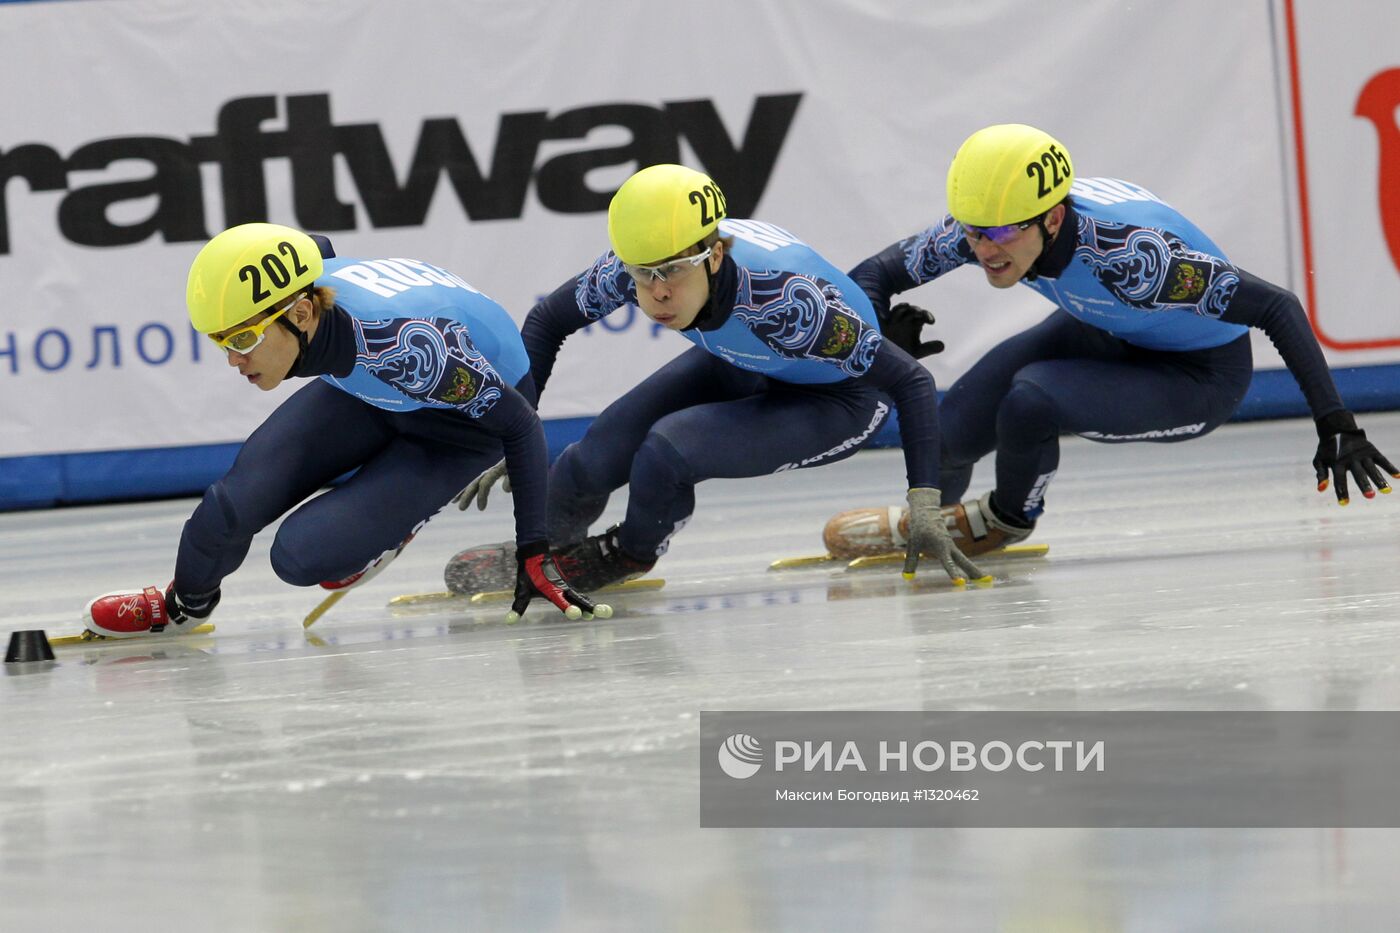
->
[508, 541, 608, 622]
[1313, 410, 1398, 504]
[880, 303, 945, 359]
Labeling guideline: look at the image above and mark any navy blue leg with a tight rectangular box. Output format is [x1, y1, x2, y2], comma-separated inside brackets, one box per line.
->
[617, 383, 889, 559]
[271, 435, 498, 585]
[174, 381, 395, 595]
[938, 310, 1126, 501]
[547, 347, 765, 544]
[992, 341, 1251, 521]
[175, 379, 504, 593]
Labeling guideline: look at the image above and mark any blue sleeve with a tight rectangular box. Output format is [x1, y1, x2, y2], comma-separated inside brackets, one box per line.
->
[848, 215, 974, 321]
[1080, 220, 1243, 317]
[1219, 270, 1346, 420]
[309, 234, 336, 259]
[849, 244, 917, 321]
[854, 339, 940, 488]
[740, 273, 884, 378]
[377, 320, 550, 545]
[521, 277, 587, 403]
[471, 382, 549, 547]
[521, 252, 636, 399]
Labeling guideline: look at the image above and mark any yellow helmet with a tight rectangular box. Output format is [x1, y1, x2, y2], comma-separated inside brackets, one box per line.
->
[186, 223, 323, 333]
[946, 124, 1074, 226]
[607, 164, 727, 265]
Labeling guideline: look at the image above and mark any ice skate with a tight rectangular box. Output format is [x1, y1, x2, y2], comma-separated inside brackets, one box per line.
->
[83, 584, 219, 639]
[406, 534, 660, 608]
[321, 531, 418, 593]
[303, 531, 419, 628]
[443, 540, 518, 596]
[822, 491, 1033, 560]
[551, 525, 656, 593]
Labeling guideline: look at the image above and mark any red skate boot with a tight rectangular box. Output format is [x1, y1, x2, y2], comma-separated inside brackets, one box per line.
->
[823, 491, 1034, 560]
[83, 584, 220, 638]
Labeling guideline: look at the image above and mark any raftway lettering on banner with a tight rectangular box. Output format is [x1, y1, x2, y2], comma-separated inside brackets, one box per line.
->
[0, 93, 802, 254]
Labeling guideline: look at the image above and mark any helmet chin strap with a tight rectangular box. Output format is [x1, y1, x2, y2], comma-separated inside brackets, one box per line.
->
[276, 311, 310, 380]
[1020, 213, 1057, 283]
[683, 248, 720, 331]
[700, 256, 719, 315]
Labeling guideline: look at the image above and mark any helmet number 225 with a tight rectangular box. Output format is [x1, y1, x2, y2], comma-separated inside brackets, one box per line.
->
[1026, 145, 1072, 199]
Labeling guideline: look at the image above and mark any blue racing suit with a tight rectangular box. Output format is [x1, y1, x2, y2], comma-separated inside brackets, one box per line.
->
[850, 177, 1345, 522]
[173, 250, 547, 599]
[521, 218, 940, 559]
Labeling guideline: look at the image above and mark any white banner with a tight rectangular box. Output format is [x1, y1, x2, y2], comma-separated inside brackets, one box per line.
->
[0, 0, 1389, 458]
[1278, 0, 1400, 360]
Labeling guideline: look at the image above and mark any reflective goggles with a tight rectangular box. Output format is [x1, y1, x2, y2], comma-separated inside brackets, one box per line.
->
[959, 217, 1039, 245]
[210, 294, 300, 354]
[623, 246, 712, 284]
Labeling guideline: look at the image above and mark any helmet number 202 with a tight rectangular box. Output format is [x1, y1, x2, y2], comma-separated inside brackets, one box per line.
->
[688, 184, 727, 227]
[1026, 145, 1072, 199]
[238, 240, 310, 304]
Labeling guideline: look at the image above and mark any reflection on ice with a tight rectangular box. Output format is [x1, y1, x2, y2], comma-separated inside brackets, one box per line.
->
[4, 415, 1400, 929]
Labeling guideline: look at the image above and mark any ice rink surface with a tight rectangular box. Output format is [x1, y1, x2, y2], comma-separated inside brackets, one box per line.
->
[4, 413, 1400, 932]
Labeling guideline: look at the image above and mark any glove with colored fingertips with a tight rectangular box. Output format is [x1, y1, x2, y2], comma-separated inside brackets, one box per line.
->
[454, 458, 510, 511]
[1312, 410, 1398, 505]
[507, 540, 612, 623]
[880, 303, 945, 359]
[902, 487, 989, 584]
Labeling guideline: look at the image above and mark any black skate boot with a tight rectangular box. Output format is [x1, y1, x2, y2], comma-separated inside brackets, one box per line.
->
[444, 540, 518, 595]
[551, 525, 655, 593]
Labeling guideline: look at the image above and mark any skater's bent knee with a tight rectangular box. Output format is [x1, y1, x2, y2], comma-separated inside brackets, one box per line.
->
[269, 533, 332, 586]
[998, 379, 1060, 434]
[202, 479, 265, 538]
[634, 432, 695, 487]
[551, 441, 617, 497]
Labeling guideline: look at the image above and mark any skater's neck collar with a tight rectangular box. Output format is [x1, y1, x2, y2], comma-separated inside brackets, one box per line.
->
[1030, 200, 1080, 280]
[1026, 202, 1078, 281]
[683, 253, 738, 332]
[292, 304, 354, 378]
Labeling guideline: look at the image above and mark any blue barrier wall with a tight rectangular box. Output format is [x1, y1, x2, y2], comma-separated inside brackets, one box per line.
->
[3, 364, 1395, 511]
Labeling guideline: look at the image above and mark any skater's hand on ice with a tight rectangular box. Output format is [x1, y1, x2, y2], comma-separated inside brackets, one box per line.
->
[903, 487, 989, 585]
[881, 303, 945, 359]
[508, 541, 613, 623]
[455, 458, 510, 511]
[1313, 411, 1398, 505]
